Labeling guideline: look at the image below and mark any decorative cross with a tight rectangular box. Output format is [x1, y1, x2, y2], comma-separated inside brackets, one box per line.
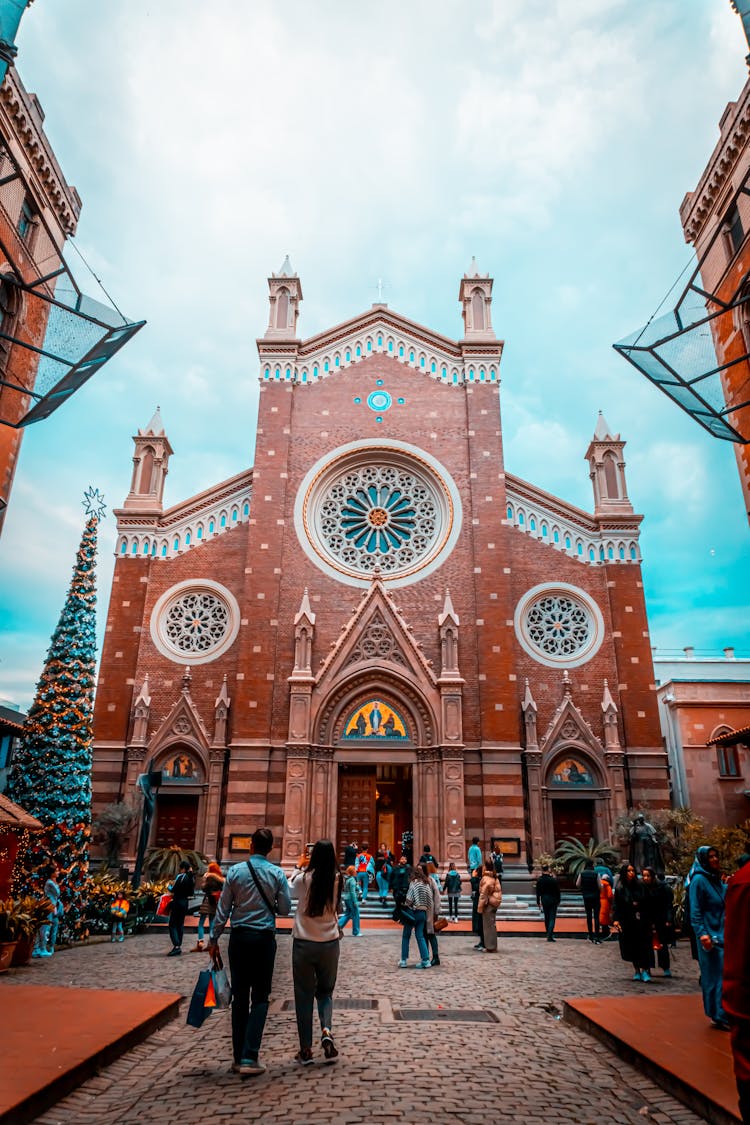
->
[82, 486, 106, 522]
[376, 278, 385, 302]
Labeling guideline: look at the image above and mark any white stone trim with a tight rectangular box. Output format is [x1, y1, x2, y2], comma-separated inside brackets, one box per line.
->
[149, 579, 241, 665]
[260, 315, 499, 388]
[514, 582, 605, 669]
[505, 484, 640, 566]
[116, 482, 252, 560]
[294, 439, 463, 589]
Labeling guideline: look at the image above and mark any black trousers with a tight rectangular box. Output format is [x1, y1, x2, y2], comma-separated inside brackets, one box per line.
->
[583, 897, 600, 939]
[228, 928, 277, 1064]
[168, 902, 188, 949]
[540, 896, 558, 939]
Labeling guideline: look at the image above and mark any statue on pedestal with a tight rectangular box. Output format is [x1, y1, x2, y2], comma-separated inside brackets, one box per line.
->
[629, 813, 664, 874]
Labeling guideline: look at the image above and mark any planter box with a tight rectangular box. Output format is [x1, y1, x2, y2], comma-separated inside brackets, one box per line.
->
[0, 940, 18, 973]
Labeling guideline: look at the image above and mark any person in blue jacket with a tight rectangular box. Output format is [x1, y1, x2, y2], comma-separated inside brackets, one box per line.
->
[688, 845, 729, 1029]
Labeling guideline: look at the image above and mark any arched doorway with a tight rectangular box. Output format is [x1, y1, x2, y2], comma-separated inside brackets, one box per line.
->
[153, 746, 205, 851]
[336, 698, 414, 861]
[543, 748, 612, 850]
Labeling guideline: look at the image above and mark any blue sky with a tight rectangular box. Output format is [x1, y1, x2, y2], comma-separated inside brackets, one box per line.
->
[1, 0, 749, 709]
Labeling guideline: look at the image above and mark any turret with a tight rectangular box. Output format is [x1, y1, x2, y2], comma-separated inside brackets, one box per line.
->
[122, 406, 173, 513]
[585, 412, 633, 516]
[264, 255, 302, 339]
[458, 256, 495, 340]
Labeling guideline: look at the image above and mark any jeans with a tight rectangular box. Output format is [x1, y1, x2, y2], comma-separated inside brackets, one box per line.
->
[292, 938, 340, 1050]
[197, 914, 215, 942]
[401, 911, 429, 962]
[697, 942, 727, 1024]
[168, 902, 188, 949]
[540, 897, 558, 939]
[583, 897, 600, 940]
[376, 871, 389, 900]
[356, 872, 369, 901]
[427, 931, 439, 961]
[447, 895, 459, 917]
[338, 899, 360, 936]
[228, 927, 277, 1063]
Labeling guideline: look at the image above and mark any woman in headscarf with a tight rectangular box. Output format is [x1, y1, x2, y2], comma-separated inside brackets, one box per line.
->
[641, 867, 674, 977]
[612, 862, 653, 982]
[687, 845, 729, 1029]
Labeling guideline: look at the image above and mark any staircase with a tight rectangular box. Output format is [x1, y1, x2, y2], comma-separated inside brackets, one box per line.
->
[323, 891, 585, 923]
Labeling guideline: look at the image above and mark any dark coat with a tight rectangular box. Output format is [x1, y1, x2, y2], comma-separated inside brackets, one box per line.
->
[535, 873, 561, 906]
[614, 878, 653, 968]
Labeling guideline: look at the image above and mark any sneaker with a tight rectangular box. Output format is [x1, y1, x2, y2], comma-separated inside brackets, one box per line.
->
[118, 935, 125, 942]
[711, 1019, 731, 1031]
[167, 947, 182, 957]
[641, 971, 652, 982]
[632, 971, 642, 981]
[663, 969, 672, 978]
[415, 960, 431, 969]
[430, 957, 441, 966]
[398, 959, 408, 967]
[238, 1058, 266, 1077]
[473, 943, 484, 950]
[294, 1048, 314, 1066]
[321, 1029, 338, 1063]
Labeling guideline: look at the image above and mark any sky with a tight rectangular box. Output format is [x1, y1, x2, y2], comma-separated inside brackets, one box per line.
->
[1, 0, 749, 710]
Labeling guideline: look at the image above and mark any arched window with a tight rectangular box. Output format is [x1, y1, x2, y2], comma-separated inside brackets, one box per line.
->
[120, 539, 127, 554]
[197, 524, 203, 540]
[276, 288, 289, 329]
[603, 452, 619, 499]
[630, 545, 637, 560]
[139, 447, 155, 494]
[209, 519, 215, 534]
[471, 289, 485, 330]
[553, 529, 560, 543]
[161, 542, 167, 557]
[529, 517, 536, 531]
[220, 513, 227, 528]
[565, 535, 571, 549]
[173, 536, 180, 551]
[507, 505, 513, 520]
[185, 531, 191, 546]
[541, 523, 548, 538]
[243, 502, 249, 516]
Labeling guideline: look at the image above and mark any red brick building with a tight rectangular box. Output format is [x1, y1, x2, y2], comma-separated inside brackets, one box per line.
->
[0, 66, 81, 529]
[92, 260, 669, 875]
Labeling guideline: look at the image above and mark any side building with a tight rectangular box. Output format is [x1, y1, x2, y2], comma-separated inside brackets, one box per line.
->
[0, 65, 81, 529]
[92, 262, 670, 876]
[654, 648, 750, 827]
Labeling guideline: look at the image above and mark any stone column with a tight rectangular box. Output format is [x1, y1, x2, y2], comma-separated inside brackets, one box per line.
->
[281, 748, 311, 863]
[440, 747, 466, 864]
[308, 748, 334, 842]
[417, 748, 440, 860]
[521, 680, 545, 861]
[202, 749, 226, 859]
[122, 746, 147, 863]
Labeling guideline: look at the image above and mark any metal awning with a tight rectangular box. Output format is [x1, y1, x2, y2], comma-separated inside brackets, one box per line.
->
[0, 135, 144, 430]
[614, 166, 750, 445]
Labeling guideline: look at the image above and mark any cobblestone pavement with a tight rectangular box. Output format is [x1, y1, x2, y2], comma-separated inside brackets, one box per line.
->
[6, 932, 707, 1125]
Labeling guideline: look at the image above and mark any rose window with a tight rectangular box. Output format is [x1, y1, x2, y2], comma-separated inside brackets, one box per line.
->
[163, 591, 230, 653]
[514, 583, 604, 668]
[313, 462, 443, 577]
[150, 580, 240, 664]
[297, 442, 460, 586]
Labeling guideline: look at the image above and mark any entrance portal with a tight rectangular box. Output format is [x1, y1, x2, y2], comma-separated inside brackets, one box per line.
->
[552, 798, 595, 847]
[154, 793, 199, 849]
[337, 764, 412, 861]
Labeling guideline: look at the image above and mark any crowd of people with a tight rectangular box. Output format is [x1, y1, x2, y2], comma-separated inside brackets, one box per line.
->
[151, 827, 749, 1119]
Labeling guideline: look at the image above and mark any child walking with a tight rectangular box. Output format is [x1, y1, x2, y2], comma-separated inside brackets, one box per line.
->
[110, 891, 130, 942]
[443, 862, 462, 923]
[337, 865, 361, 936]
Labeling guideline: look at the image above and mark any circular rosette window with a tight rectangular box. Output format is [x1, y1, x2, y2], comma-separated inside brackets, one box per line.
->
[295, 440, 461, 588]
[150, 579, 240, 664]
[514, 583, 605, 669]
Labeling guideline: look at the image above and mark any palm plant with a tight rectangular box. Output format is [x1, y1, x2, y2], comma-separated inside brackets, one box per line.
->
[143, 845, 206, 882]
[553, 836, 620, 876]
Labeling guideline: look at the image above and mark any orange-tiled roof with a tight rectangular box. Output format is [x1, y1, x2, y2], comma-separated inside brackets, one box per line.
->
[706, 725, 750, 746]
[0, 792, 42, 829]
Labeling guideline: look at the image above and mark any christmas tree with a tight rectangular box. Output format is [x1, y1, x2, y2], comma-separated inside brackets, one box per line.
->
[8, 488, 105, 939]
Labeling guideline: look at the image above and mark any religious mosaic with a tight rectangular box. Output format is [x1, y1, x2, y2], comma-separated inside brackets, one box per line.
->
[343, 699, 409, 740]
[550, 757, 594, 786]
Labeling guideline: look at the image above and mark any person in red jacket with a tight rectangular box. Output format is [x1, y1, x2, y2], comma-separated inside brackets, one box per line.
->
[723, 853, 750, 1123]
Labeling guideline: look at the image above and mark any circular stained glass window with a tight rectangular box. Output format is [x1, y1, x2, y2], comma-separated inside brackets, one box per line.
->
[514, 583, 604, 668]
[296, 441, 461, 587]
[150, 580, 240, 664]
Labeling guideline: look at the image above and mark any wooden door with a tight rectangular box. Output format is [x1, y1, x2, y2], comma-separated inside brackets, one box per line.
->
[154, 794, 199, 849]
[552, 799, 595, 846]
[337, 766, 376, 857]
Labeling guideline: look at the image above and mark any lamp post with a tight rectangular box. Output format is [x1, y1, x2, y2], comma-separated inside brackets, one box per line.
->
[132, 760, 162, 890]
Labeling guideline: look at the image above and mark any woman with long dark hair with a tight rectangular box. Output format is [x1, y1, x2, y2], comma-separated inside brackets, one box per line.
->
[290, 839, 342, 1065]
[613, 862, 653, 982]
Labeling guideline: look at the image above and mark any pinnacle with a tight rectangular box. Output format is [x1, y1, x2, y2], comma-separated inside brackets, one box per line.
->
[593, 411, 615, 441]
[143, 405, 164, 435]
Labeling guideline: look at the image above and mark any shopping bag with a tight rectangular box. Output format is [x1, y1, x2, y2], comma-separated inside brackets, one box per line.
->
[186, 968, 213, 1028]
[156, 893, 173, 917]
[210, 952, 232, 1009]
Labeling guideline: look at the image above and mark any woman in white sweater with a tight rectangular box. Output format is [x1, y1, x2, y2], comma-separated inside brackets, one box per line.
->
[290, 839, 342, 1065]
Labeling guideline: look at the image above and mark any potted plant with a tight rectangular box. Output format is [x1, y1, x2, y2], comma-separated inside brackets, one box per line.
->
[11, 896, 52, 965]
[143, 846, 206, 882]
[553, 836, 620, 879]
[0, 898, 22, 971]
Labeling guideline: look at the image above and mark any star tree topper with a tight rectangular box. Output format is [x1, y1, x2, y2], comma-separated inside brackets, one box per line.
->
[82, 486, 106, 522]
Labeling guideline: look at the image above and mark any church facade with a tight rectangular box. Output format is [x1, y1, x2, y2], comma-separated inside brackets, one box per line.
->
[91, 261, 669, 876]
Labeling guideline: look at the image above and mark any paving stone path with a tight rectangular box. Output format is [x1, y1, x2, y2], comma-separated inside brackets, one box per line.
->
[6, 932, 707, 1125]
